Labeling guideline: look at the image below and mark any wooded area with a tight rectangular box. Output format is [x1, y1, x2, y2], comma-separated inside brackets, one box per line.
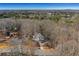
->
[0, 10, 79, 56]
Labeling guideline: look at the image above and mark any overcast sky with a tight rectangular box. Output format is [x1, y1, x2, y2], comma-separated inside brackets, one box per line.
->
[0, 3, 79, 10]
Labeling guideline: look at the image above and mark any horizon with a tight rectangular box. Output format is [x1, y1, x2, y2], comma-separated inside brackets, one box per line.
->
[0, 3, 79, 10]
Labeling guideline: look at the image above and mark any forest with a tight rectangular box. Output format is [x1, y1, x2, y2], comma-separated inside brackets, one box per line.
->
[0, 10, 79, 56]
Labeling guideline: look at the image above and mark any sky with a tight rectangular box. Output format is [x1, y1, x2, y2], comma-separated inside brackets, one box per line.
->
[0, 3, 79, 10]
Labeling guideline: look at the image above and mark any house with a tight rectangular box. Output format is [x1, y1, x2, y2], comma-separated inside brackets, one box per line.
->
[33, 33, 45, 43]
[33, 33, 52, 50]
